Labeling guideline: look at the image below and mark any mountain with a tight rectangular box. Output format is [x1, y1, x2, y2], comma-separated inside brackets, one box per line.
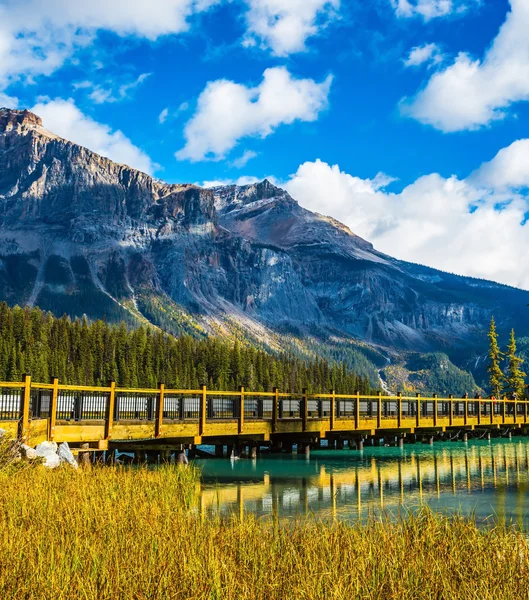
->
[1, 107, 528, 392]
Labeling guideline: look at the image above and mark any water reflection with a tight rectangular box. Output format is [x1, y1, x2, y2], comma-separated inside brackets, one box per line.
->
[195, 439, 529, 525]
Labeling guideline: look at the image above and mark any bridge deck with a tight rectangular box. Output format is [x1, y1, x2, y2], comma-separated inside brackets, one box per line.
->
[1, 377, 526, 448]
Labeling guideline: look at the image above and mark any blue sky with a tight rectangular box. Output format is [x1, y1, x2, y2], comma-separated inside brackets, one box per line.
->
[1, 0, 529, 289]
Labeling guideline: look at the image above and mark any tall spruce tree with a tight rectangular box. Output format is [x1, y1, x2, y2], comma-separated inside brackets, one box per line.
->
[505, 329, 526, 398]
[488, 317, 504, 397]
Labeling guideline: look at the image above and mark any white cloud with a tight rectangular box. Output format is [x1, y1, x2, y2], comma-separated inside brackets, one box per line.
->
[176, 67, 332, 162]
[284, 139, 529, 289]
[402, 0, 529, 132]
[202, 175, 264, 188]
[231, 150, 258, 168]
[31, 98, 156, 174]
[0, 0, 220, 89]
[159, 108, 169, 124]
[85, 73, 151, 104]
[0, 92, 18, 108]
[390, 0, 468, 20]
[470, 139, 529, 191]
[242, 0, 339, 56]
[404, 43, 444, 67]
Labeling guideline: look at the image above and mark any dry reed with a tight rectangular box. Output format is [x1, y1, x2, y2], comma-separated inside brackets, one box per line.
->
[0, 459, 528, 600]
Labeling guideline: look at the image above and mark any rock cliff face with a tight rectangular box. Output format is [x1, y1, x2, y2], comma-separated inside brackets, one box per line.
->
[0, 107, 527, 382]
[214, 180, 528, 357]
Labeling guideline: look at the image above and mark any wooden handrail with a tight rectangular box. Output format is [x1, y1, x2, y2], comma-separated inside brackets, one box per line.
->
[2, 378, 528, 445]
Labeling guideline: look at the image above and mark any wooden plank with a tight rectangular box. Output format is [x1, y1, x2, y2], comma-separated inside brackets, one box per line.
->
[272, 387, 279, 433]
[329, 389, 335, 431]
[105, 381, 115, 441]
[302, 388, 308, 431]
[49, 377, 59, 441]
[155, 383, 165, 438]
[21, 374, 31, 442]
[238, 386, 245, 434]
[58, 384, 111, 393]
[0, 381, 24, 389]
[199, 385, 207, 436]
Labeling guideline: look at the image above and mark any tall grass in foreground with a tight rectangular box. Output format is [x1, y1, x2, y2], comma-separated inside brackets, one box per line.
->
[1, 463, 528, 600]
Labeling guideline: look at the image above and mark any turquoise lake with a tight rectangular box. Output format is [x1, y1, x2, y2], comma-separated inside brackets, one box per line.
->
[194, 438, 529, 525]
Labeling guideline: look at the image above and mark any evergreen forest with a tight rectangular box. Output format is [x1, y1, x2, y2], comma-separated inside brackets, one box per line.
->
[0, 303, 374, 394]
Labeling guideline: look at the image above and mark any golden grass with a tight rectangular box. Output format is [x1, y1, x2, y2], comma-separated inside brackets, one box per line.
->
[1, 460, 528, 600]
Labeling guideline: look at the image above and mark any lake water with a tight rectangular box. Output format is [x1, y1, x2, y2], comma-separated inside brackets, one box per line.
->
[195, 438, 529, 526]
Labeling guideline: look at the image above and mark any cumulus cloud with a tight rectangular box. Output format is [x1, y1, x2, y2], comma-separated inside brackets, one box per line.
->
[201, 175, 266, 187]
[231, 150, 258, 168]
[73, 73, 152, 104]
[402, 0, 529, 132]
[0, 92, 18, 108]
[176, 67, 332, 162]
[390, 0, 467, 20]
[32, 98, 156, 174]
[159, 108, 169, 124]
[404, 43, 444, 68]
[0, 0, 220, 88]
[470, 140, 529, 191]
[242, 0, 339, 56]
[284, 140, 529, 289]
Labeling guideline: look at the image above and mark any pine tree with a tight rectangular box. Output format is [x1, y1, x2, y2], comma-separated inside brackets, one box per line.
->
[505, 329, 526, 399]
[488, 317, 504, 397]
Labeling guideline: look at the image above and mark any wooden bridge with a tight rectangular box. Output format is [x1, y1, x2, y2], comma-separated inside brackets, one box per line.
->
[1, 376, 527, 455]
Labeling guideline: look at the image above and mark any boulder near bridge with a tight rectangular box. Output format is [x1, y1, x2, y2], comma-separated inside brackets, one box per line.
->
[1, 376, 527, 459]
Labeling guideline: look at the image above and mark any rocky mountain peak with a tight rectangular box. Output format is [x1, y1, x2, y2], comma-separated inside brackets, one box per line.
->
[213, 178, 292, 214]
[0, 108, 43, 132]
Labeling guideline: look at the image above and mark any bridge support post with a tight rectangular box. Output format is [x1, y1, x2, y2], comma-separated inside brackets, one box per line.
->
[356, 438, 364, 451]
[104, 380, 116, 442]
[272, 387, 279, 432]
[428, 436, 434, 446]
[330, 389, 335, 431]
[238, 386, 245, 434]
[398, 435, 404, 449]
[155, 382, 165, 438]
[79, 443, 91, 466]
[462, 432, 468, 443]
[20, 374, 31, 442]
[486, 432, 491, 441]
[200, 385, 207, 436]
[250, 445, 257, 459]
[271, 440, 282, 453]
[49, 376, 59, 442]
[302, 389, 308, 431]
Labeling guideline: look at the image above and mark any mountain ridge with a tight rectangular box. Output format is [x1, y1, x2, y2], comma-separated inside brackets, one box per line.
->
[1, 107, 527, 392]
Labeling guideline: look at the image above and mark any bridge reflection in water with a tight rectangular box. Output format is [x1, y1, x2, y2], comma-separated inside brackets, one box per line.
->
[196, 439, 529, 526]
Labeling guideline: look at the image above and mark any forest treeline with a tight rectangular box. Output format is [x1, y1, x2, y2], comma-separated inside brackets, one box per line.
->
[0, 303, 374, 394]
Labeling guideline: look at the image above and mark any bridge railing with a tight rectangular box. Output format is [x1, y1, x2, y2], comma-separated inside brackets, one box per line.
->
[1, 376, 528, 442]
